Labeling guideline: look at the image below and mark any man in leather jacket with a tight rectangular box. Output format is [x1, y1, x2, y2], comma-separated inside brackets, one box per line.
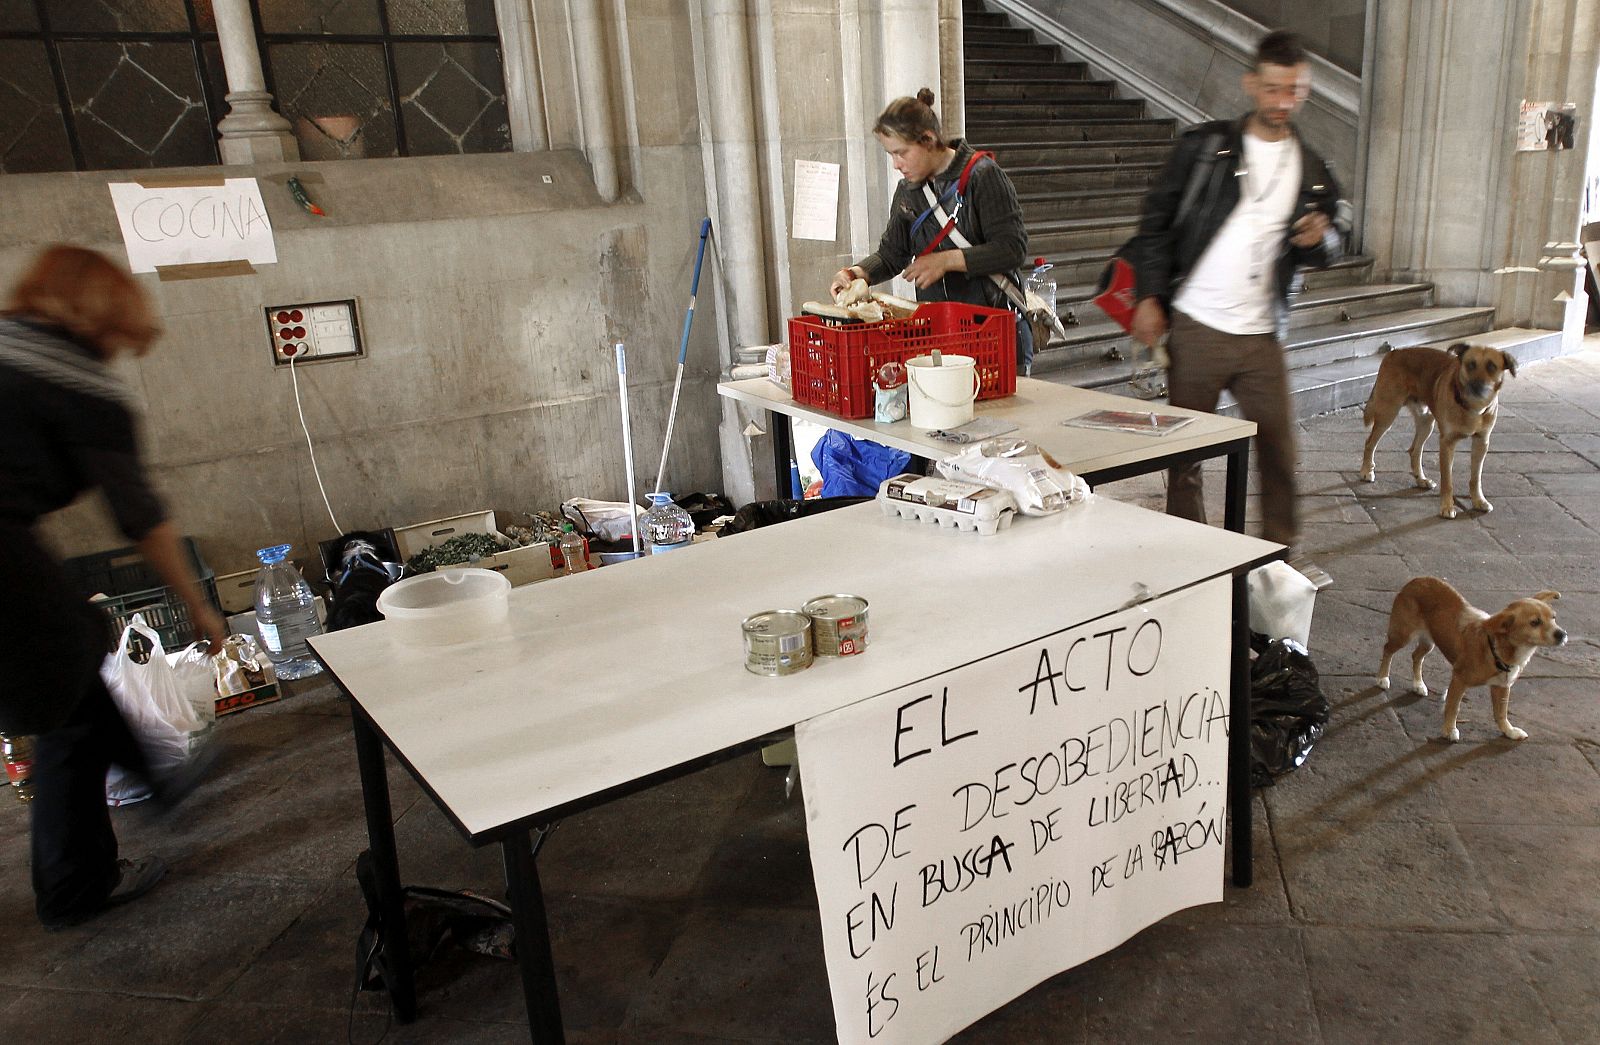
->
[1124, 30, 1346, 549]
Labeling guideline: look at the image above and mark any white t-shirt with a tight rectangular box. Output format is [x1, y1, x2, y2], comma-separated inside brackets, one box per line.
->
[1172, 132, 1301, 335]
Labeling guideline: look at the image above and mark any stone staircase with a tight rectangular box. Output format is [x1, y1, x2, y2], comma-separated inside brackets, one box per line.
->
[961, 0, 1560, 416]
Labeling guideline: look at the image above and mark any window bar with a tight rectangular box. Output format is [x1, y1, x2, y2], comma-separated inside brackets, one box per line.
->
[183, 0, 222, 164]
[28, 0, 86, 170]
[375, 0, 409, 156]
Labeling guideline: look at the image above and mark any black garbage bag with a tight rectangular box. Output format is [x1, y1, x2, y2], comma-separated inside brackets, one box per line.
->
[1249, 632, 1329, 787]
[717, 496, 871, 537]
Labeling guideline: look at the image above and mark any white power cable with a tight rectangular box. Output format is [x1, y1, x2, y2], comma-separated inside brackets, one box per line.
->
[289, 354, 344, 534]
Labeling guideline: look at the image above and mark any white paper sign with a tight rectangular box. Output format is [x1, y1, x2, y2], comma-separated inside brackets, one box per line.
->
[792, 159, 841, 241]
[108, 179, 278, 273]
[797, 578, 1232, 1044]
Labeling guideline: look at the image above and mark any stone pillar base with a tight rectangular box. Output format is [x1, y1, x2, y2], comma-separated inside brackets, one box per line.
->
[219, 131, 300, 165]
[218, 90, 300, 164]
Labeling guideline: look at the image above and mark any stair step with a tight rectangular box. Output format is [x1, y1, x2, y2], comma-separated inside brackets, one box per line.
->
[985, 139, 1173, 168]
[964, 11, 1010, 28]
[1025, 215, 1139, 254]
[1009, 160, 1162, 194]
[967, 78, 1117, 102]
[1299, 255, 1375, 289]
[1048, 283, 1438, 348]
[1020, 187, 1146, 222]
[966, 59, 1087, 80]
[1032, 307, 1497, 387]
[966, 117, 1178, 142]
[967, 42, 1061, 62]
[966, 26, 1036, 45]
[969, 98, 1146, 121]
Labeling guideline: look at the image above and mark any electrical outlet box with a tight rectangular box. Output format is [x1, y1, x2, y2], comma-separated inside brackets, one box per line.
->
[266, 299, 363, 366]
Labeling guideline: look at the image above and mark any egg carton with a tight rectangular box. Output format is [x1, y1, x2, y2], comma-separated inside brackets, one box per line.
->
[876, 473, 1018, 537]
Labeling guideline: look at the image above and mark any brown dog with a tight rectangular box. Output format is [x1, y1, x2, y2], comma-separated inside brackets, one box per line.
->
[1359, 343, 1517, 519]
[1377, 577, 1565, 741]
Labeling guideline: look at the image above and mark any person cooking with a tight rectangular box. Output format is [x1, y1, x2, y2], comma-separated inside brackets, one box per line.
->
[0, 245, 226, 930]
[830, 88, 1034, 372]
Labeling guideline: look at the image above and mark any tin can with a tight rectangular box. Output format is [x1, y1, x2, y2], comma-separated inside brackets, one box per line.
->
[803, 595, 870, 657]
[743, 610, 814, 676]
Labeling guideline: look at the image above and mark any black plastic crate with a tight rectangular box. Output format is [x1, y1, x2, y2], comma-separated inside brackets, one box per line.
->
[63, 538, 220, 651]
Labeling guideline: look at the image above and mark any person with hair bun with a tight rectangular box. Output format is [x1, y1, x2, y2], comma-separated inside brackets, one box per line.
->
[831, 88, 1034, 371]
[0, 244, 225, 929]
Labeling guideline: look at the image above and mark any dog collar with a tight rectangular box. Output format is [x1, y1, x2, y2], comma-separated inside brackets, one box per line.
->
[1453, 382, 1474, 411]
[1487, 633, 1513, 674]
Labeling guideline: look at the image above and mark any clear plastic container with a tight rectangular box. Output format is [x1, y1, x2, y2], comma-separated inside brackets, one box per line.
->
[375, 568, 510, 646]
[558, 523, 587, 575]
[641, 492, 693, 554]
[1026, 258, 1057, 315]
[253, 544, 325, 679]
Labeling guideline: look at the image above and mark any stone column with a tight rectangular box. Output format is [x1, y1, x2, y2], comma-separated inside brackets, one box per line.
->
[701, 0, 770, 347]
[212, 0, 299, 164]
[495, 0, 550, 151]
[569, 0, 621, 201]
[938, 0, 965, 141]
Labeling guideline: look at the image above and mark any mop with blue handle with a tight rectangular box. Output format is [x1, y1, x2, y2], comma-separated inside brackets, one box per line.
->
[651, 218, 712, 499]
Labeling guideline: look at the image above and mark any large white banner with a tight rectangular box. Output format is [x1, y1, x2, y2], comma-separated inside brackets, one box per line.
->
[796, 577, 1232, 1044]
[108, 179, 278, 273]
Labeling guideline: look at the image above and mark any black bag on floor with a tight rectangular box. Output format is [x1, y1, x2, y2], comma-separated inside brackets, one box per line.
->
[717, 496, 870, 536]
[1249, 633, 1329, 787]
[354, 850, 515, 997]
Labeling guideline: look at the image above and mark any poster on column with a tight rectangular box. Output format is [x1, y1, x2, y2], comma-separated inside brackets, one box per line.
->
[795, 577, 1232, 1044]
[108, 179, 278, 273]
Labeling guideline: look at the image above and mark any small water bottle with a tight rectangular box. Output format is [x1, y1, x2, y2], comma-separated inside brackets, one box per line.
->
[1026, 257, 1057, 315]
[641, 492, 693, 554]
[558, 523, 587, 574]
[253, 544, 325, 680]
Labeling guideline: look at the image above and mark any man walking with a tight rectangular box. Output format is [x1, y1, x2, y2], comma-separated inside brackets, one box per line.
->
[1125, 30, 1345, 551]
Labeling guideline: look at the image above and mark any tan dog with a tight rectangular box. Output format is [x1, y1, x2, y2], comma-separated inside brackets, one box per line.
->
[1377, 577, 1565, 741]
[1359, 343, 1517, 519]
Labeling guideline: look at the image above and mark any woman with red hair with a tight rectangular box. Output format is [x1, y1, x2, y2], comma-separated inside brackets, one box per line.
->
[0, 245, 225, 929]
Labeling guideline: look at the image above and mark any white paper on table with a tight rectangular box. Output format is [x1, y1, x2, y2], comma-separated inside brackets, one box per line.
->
[108, 178, 278, 273]
[792, 159, 841, 241]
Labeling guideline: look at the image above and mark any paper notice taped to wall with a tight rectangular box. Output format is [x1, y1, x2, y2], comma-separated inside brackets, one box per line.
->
[108, 179, 278, 274]
[792, 159, 841, 241]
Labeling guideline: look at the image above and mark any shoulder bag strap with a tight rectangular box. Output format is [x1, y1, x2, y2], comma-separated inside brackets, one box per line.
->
[916, 151, 1027, 310]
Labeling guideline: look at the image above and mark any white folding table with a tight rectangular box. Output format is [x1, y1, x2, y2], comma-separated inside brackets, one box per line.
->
[310, 497, 1278, 1043]
[717, 375, 1258, 533]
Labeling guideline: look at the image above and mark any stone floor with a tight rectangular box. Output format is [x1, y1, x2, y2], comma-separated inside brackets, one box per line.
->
[4, 340, 1600, 1044]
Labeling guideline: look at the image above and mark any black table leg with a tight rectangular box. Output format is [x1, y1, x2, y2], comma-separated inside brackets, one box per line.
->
[1224, 441, 1249, 534]
[1229, 569, 1253, 888]
[350, 707, 417, 1021]
[503, 830, 565, 1044]
[769, 408, 793, 496]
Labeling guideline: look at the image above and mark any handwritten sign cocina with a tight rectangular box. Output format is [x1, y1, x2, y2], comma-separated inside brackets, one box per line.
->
[796, 578, 1232, 1044]
[107, 179, 278, 274]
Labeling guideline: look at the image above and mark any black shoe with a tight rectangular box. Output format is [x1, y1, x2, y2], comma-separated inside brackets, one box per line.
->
[40, 855, 167, 931]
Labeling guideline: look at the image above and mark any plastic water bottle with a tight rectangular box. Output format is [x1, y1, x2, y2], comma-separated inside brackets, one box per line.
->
[641, 492, 693, 554]
[558, 523, 587, 574]
[1026, 257, 1057, 315]
[253, 544, 325, 679]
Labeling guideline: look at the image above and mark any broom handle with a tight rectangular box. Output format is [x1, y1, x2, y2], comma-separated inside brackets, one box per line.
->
[652, 218, 712, 498]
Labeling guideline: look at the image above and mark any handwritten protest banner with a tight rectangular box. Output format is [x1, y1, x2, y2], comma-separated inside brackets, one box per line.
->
[108, 179, 278, 274]
[796, 577, 1231, 1044]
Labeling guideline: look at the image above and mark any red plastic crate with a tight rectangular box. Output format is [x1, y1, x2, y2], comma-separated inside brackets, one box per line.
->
[786, 302, 1017, 419]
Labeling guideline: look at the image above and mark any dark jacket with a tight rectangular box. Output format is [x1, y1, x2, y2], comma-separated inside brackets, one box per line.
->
[858, 138, 1028, 309]
[1123, 116, 1346, 335]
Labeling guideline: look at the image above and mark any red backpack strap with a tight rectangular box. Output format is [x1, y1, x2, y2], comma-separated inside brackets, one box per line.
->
[917, 151, 997, 257]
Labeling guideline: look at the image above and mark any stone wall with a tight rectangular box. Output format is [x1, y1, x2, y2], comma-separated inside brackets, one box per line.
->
[2, 156, 724, 577]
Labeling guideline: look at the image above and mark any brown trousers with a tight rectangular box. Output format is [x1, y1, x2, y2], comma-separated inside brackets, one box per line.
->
[1164, 311, 1298, 546]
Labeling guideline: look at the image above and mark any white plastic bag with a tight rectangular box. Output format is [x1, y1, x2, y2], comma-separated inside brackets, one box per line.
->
[936, 439, 1091, 516]
[561, 497, 642, 543]
[1248, 560, 1318, 647]
[100, 614, 211, 777]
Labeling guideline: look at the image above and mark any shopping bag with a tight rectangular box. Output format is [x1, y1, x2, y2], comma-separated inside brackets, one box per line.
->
[1091, 256, 1138, 332]
[100, 613, 211, 777]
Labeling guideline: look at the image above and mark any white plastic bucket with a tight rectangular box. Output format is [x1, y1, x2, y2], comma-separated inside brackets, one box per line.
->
[376, 567, 511, 646]
[906, 353, 978, 429]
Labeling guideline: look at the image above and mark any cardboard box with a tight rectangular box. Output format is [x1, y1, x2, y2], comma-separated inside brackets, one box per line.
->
[216, 681, 281, 716]
[215, 569, 259, 615]
[397, 509, 571, 587]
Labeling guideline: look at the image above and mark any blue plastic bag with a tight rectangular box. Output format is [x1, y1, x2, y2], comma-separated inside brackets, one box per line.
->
[810, 430, 912, 498]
